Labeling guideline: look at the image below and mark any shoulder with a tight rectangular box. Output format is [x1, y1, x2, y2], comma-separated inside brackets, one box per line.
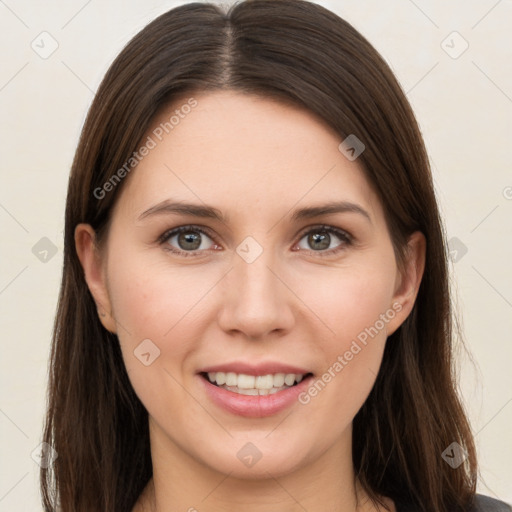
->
[471, 494, 512, 512]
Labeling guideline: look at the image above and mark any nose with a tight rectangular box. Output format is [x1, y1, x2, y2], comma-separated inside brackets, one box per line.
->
[216, 244, 296, 340]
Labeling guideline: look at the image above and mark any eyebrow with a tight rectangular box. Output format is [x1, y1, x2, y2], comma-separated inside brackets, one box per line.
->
[137, 199, 372, 224]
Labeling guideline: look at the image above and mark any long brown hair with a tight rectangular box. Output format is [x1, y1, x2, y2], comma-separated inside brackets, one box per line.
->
[40, 1, 477, 510]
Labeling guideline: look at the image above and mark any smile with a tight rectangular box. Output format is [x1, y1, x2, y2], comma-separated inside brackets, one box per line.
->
[198, 371, 315, 418]
[202, 371, 311, 396]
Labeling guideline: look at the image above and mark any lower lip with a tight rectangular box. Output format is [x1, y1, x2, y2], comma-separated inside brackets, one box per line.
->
[198, 373, 314, 418]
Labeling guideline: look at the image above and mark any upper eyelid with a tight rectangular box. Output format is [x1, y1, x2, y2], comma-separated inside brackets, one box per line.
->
[159, 224, 216, 242]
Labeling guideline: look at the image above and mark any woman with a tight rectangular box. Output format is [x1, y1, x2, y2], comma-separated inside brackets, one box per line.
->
[40, 1, 511, 511]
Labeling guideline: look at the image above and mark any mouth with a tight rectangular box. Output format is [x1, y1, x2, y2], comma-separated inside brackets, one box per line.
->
[199, 371, 314, 396]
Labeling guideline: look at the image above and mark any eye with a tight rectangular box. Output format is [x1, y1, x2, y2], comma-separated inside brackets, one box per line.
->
[295, 225, 352, 256]
[158, 224, 353, 258]
[158, 226, 217, 257]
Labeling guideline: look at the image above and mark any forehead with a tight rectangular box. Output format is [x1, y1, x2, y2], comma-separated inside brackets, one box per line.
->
[114, 90, 382, 224]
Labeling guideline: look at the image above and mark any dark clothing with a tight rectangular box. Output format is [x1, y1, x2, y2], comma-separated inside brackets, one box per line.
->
[394, 494, 512, 511]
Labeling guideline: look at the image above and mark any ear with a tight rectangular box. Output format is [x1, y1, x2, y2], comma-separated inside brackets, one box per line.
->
[74, 223, 117, 334]
[385, 231, 426, 337]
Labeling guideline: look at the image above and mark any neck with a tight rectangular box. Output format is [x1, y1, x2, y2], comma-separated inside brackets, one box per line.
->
[134, 419, 394, 512]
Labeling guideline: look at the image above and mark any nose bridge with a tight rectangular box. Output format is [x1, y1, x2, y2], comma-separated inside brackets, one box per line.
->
[237, 243, 276, 296]
[218, 235, 294, 338]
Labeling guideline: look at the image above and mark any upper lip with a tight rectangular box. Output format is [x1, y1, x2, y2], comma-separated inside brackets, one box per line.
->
[198, 361, 312, 376]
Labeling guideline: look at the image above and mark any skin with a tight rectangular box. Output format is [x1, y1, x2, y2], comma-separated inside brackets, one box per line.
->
[75, 90, 425, 512]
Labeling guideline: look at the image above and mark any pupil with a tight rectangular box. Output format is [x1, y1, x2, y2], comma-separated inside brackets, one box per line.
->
[310, 232, 329, 250]
[179, 231, 201, 250]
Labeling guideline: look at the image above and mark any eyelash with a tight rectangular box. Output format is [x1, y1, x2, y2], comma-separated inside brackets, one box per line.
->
[157, 224, 353, 258]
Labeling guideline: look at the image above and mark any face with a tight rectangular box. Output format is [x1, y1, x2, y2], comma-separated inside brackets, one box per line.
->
[76, 90, 424, 481]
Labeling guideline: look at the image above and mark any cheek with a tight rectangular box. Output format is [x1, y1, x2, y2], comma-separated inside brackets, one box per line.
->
[304, 261, 396, 342]
[105, 252, 217, 392]
[108, 254, 214, 339]
[295, 262, 396, 420]
[106, 251, 236, 419]
[106, 257, 208, 425]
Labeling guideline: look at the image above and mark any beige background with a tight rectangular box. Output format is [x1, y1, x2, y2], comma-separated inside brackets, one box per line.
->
[0, 0, 511, 509]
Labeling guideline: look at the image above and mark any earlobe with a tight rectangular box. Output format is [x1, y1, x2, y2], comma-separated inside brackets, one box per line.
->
[386, 231, 426, 337]
[74, 223, 117, 334]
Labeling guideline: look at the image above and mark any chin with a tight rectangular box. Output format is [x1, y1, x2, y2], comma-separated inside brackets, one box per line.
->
[199, 437, 309, 480]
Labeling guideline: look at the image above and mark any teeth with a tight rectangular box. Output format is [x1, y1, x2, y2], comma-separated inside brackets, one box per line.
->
[225, 372, 237, 386]
[284, 374, 295, 386]
[220, 385, 292, 396]
[255, 374, 274, 389]
[273, 373, 285, 387]
[206, 371, 306, 390]
[238, 374, 255, 389]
